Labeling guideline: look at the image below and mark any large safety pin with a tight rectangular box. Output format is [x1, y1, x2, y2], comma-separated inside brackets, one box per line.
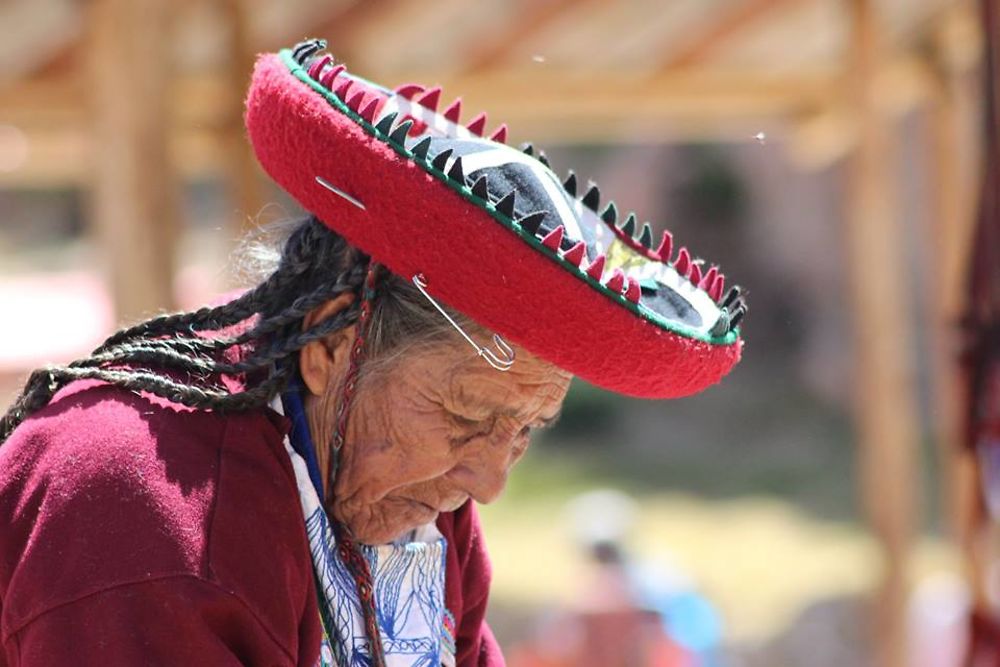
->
[412, 274, 515, 372]
[315, 176, 366, 210]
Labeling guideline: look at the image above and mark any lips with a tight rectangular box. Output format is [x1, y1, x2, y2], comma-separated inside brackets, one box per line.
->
[407, 496, 468, 515]
[413, 499, 437, 513]
[402, 498, 440, 518]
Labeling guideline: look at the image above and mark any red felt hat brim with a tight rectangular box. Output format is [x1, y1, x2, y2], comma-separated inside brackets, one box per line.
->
[245, 52, 742, 398]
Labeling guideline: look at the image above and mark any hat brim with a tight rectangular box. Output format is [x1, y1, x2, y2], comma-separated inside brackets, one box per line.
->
[245, 51, 742, 398]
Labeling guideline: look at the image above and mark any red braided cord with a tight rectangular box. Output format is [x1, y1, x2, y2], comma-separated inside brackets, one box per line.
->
[327, 263, 386, 667]
[329, 266, 375, 466]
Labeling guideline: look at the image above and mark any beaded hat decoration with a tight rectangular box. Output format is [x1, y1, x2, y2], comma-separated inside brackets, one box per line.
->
[245, 39, 746, 398]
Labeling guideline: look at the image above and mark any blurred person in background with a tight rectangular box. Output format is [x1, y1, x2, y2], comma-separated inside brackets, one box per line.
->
[509, 490, 724, 667]
[0, 39, 746, 666]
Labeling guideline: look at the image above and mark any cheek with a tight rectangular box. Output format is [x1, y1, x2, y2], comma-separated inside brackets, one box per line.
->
[348, 406, 463, 496]
[389, 414, 462, 474]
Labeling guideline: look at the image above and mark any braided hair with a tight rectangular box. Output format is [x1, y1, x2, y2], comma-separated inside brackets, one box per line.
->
[0, 215, 475, 444]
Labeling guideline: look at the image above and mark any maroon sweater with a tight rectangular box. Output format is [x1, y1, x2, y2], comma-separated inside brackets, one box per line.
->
[0, 380, 503, 665]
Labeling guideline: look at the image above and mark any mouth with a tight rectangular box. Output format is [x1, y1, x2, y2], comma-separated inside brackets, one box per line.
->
[407, 498, 440, 516]
[407, 496, 468, 516]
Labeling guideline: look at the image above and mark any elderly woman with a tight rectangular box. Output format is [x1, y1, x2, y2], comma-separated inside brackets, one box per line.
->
[0, 40, 745, 667]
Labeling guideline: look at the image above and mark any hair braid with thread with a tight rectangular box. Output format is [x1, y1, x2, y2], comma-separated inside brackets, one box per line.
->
[0, 217, 374, 443]
[1, 214, 482, 449]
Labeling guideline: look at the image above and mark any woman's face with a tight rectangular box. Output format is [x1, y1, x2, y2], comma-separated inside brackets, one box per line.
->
[300, 296, 572, 544]
[335, 343, 571, 544]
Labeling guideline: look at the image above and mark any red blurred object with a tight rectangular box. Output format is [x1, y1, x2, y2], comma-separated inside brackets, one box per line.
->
[963, 0, 1000, 664]
[964, 0, 1000, 457]
[510, 609, 693, 667]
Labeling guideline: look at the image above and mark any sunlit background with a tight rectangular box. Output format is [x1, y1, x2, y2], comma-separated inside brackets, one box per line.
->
[0, 1, 989, 665]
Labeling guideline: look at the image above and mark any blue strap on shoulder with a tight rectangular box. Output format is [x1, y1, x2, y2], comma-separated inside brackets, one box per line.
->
[280, 375, 326, 503]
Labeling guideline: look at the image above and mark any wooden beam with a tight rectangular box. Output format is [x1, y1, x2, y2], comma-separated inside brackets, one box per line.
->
[269, 0, 404, 63]
[86, 0, 179, 323]
[658, 0, 805, 71]
[0, 0, 80, 88]
[425, 68, 837, 124]
[845, 2, 920, 667]
[220, 0, 266, 243]
[787, 53, 938, 170]
[786, 106, 857, 170]
[0, 68, 841, 187]
[786, 1, 983, 171]
[0, 66, 838, 126]
[460, 0, 600, 73]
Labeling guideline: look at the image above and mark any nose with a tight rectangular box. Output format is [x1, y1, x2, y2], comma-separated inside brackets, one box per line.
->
[451, 459, 508, 505]
[473, 463, 509, 504]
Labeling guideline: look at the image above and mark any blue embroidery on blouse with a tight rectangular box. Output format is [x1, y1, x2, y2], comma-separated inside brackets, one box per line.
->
[281, 371, 453, 666]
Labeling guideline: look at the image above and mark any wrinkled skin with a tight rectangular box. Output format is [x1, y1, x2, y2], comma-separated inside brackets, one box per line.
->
[299, 293, 572, 545]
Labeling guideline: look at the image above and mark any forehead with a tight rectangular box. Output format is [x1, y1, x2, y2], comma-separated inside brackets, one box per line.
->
[402, 339, 572, 414]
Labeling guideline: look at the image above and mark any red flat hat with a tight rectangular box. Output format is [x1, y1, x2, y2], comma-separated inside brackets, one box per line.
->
[245, 39, 746, 398]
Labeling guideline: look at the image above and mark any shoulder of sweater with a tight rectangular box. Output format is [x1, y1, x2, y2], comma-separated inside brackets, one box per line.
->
[437, 500, 489, 567]
[0, 379, 308, 642]
[0, 379, 296, 575]
[0, 378, 289, 544]
[3, 378, 290, 469]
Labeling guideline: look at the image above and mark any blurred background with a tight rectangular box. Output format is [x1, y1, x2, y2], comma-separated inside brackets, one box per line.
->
[0, 0, 994, 665]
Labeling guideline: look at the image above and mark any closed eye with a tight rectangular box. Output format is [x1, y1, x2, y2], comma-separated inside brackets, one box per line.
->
[450, 408, 561, 446]
[451, 414, 484, 429]
[519, 414, 559, 439]
[449, 413, 495, 447]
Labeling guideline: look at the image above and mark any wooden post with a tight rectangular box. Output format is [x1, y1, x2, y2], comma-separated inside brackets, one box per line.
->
[221, 0, 265, 243]
[845, 2, 921, 666]
[924, 10, 985, 611]
[87, 0, 178, 323]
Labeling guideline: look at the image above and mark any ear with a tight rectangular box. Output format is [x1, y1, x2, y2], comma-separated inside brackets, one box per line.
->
[299, 292, 358, 396]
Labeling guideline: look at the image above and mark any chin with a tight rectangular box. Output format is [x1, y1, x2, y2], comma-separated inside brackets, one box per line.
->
[347, 509, 439, 546]
[441, 497, 469, 512]
[352, 522, 423, 546]
[352, 528, 401, 546]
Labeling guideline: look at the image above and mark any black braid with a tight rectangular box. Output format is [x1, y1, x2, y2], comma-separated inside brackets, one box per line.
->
[1, 216, 367, 444]
[71, 303, 361, 379]
[74, 263, 368, 373]
[30, 364, 292, 412]
[92, 221, 343, 354]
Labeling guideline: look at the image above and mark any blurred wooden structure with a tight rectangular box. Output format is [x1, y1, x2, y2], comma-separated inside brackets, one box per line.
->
[0, 1, 985, 665]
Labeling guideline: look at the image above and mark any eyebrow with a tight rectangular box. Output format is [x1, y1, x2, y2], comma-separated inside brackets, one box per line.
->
[451, 382, 564, 429]
[485, 405, 563, 429]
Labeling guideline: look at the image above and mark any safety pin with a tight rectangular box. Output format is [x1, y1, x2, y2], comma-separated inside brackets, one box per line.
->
[315, 176, 366, 210]
[412, 274, 515, 372]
